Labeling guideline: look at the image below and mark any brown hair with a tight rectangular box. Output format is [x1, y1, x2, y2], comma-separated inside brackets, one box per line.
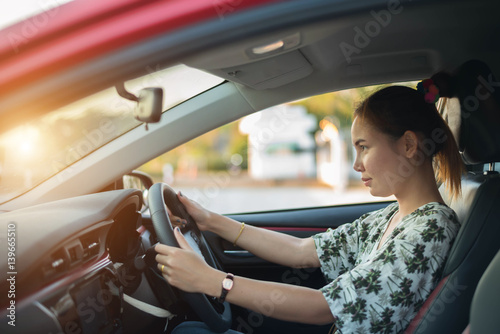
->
[354, 85, 464, 198]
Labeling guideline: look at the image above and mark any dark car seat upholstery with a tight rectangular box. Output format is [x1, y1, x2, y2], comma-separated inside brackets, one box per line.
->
[406, 60, 500, 334]
[468, 249, 500, 334]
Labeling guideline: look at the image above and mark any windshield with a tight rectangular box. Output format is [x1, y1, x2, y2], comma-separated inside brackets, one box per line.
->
[0, 65, 223, 203]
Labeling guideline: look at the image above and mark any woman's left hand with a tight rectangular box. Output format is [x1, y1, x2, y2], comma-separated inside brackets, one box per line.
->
[155, 227, 217, 294]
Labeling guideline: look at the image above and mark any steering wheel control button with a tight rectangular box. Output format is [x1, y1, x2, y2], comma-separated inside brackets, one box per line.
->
[219, 273, 234, 303]
[190, 230, 200, 246]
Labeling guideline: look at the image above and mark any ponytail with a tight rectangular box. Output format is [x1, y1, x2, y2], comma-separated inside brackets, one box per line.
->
[429, 72, 464, 199]
[433, 115, 464, 199]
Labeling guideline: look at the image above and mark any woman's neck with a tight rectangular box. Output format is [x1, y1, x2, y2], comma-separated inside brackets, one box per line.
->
[394, 162, 444, 217]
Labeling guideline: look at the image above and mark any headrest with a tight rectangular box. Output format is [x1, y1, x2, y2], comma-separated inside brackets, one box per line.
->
[441, 60, 500, 165]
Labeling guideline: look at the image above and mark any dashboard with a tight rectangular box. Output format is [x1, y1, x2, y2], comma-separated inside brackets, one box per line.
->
[0, 189, 162, 334]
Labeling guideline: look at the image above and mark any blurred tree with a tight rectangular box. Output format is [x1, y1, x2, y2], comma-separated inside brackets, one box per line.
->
[291, 85, 383, 129]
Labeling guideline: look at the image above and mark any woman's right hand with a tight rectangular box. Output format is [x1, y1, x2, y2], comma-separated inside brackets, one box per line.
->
[169, 192, 215, 232]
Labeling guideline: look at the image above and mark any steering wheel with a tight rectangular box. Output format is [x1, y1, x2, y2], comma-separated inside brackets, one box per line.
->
[148, 183, 232, 333]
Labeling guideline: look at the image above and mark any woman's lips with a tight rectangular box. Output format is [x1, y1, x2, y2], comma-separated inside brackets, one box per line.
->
[362, 178, 372, 186]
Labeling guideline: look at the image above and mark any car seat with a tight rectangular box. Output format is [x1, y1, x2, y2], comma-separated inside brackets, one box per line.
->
[467, 248, 500, 334]
[405, 60, 500, 333]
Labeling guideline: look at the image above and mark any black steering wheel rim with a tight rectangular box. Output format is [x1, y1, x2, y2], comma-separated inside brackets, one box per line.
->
[149, 182, 232, 333]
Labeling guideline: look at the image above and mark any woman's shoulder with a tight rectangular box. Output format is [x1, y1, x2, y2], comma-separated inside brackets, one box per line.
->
[409, 202, 461, 233]
[415, 202, 459, 221]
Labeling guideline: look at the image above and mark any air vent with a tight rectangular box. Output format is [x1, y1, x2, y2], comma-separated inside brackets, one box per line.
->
[40, 232, 103, 282]
[65, 240, 83, 265]
[81, 235, 100, 260]
[42, 248, 68, 278]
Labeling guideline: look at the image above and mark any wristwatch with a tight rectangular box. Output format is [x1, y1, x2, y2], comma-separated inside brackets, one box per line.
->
[219, 273, 234, 303]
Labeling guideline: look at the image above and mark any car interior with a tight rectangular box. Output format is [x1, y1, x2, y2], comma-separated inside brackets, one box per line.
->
[0, 0, 499, 333]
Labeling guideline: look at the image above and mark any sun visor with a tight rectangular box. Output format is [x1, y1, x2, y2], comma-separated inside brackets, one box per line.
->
[211, 50, 313, 90]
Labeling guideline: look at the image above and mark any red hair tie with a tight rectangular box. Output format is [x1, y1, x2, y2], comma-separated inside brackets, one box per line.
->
[416, 78, 440, 103]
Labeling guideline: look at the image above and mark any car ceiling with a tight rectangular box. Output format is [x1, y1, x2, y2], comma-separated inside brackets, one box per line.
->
[185, 0, 500, 111]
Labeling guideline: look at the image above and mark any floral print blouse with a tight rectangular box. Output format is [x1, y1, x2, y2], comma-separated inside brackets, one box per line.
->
[313, 202, 460, 334]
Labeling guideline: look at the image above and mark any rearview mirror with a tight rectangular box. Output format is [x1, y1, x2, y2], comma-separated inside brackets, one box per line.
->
[116, 83, 163, 124]
[134, 87, 163, 123]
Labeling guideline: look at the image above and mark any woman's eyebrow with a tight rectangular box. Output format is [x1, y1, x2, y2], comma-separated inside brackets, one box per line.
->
[354, 139, 366, 146]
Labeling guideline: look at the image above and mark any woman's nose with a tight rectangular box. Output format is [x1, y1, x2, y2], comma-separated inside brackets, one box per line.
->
[353, 156, 364, 172]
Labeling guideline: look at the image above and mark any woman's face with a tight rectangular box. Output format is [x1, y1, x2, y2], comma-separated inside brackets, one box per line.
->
[351, 116, 407, 197]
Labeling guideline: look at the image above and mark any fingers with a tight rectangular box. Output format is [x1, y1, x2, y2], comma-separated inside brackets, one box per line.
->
[155, 244, 176, 277]
[176, 191, 212, 228]
[154, 236, 197, 288]
[155, 242, 171, 254]
[155, 246, 170, 275]
[167, 202, 187, 228]
[177, 191, 191, 208]
[155, 234, 213, 293]
[157, 258, 168, 275]
[154, 229, 193, 265]
[170, 216, 187, 229]
[178, 191, 199, 211]
[166, 192, 189, 228]
[173, 226, 192, 250]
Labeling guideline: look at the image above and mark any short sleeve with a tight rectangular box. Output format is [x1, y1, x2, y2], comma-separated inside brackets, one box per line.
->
[319, 205, 460, 333]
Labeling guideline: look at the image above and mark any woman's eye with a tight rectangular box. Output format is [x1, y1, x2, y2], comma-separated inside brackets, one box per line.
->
[360, 145, 367, 151]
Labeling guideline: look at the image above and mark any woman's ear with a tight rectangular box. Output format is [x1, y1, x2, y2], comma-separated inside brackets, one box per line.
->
[402, 130, 419, 158]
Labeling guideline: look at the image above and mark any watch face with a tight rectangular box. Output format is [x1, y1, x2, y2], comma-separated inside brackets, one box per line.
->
[222, 278, 233, 290]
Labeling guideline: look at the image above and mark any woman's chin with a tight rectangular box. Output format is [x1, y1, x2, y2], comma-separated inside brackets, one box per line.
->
[368, 187, 394, 198]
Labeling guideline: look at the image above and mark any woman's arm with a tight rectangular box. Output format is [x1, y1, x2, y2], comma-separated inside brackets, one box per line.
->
[176, 192, 320, 269]
[217, 271, 333, 325]
[155, 228, 333, 325]
[210, 214, 320, 268]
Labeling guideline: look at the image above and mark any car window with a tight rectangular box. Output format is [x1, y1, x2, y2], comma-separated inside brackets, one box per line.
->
[0, 65, 223, 203]
[138, 84, 416, 214]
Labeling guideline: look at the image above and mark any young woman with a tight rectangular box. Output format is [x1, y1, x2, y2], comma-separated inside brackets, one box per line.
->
[155, 81, 463, 333]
